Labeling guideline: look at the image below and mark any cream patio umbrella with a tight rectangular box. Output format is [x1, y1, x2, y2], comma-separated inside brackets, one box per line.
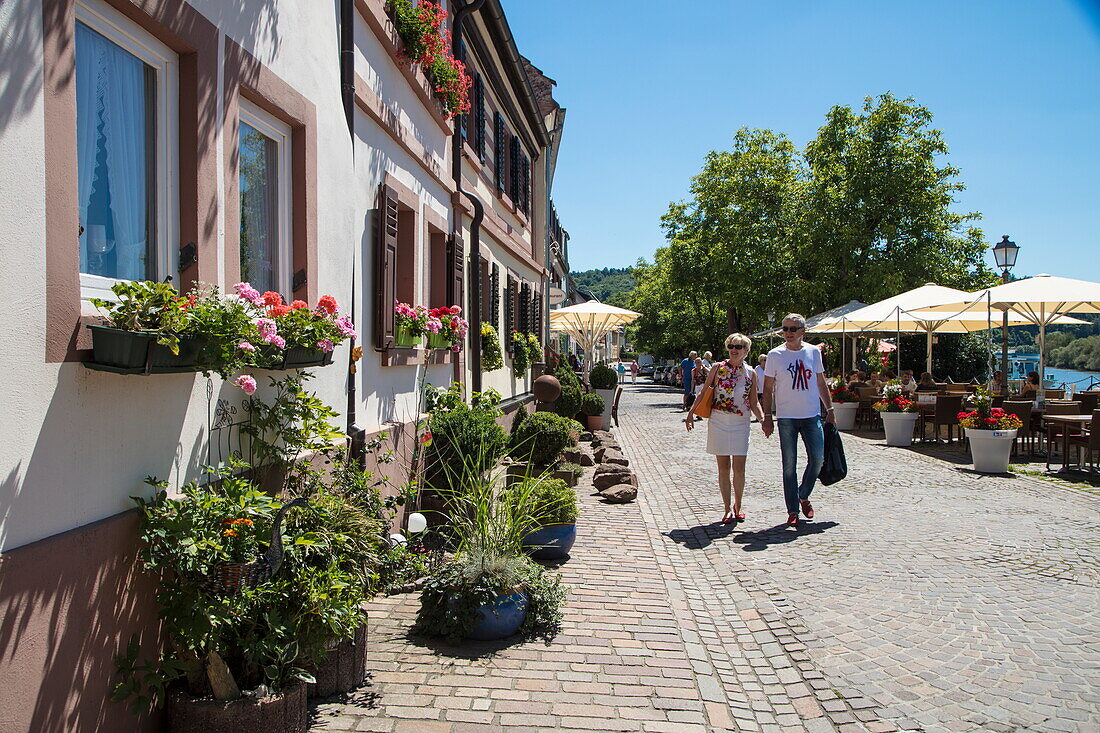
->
[911, 275, 1100, 394]
[810, 283, 1087, 375]
[549, 301, 642, 370]
[751, 300, 867, 371]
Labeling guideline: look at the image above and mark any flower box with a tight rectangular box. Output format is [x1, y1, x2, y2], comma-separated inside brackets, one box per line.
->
[256, 345, 334, 370]
[427, 332, 454, 350]
[394, 323, 421, 348]
[965, 428, 1017, 474]
[85, 325, 205, 374]
[880, 411, 919, 447]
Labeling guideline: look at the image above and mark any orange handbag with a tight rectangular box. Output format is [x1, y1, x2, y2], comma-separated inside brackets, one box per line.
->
[695, 386, 714, 418]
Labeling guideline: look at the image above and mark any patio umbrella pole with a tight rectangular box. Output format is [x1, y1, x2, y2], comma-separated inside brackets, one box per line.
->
[925, 328, 932, 375]
[1039, 301, 1046, 401]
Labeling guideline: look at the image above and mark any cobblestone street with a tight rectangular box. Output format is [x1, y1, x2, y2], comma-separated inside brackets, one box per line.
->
[312, 383, 1100, 733]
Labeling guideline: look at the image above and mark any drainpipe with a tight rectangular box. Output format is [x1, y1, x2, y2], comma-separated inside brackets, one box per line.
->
[452, 0, 487, 393]
[340, 0, 366, 465]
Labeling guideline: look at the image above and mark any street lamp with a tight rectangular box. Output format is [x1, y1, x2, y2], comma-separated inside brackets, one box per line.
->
[993, 235, 1020, 394]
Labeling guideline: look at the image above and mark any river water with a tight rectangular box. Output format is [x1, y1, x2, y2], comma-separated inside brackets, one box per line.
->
[1042, 366, 1100, 390]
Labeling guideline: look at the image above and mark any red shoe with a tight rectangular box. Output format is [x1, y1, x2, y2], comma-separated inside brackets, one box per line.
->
[721, 511, 735, 524]
[800, 500, 814, 519]
[736, 511, 746, 521]
[786, 513, 799, 527]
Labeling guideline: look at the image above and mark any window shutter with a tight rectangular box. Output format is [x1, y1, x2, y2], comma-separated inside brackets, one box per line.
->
[446, 233, 464, 310]
[474, 74, 486, 160]
[519, 282, 530, 333]
[504, 274, 516, 353]
[491, 264, 500, 328]
[494, 113, 506, 192]
[531, 287, 541, 337]
[375, 184, 399, 349]
[522, 155, 532, 216]
[509, 135, 520, 202]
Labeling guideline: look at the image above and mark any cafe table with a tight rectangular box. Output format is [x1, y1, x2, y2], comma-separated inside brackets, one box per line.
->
[1042, 414, 1093, 471]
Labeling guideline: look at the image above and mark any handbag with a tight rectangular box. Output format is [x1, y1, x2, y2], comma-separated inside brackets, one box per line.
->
[818, 422, 847, 486]
[695, 385, 714, 418]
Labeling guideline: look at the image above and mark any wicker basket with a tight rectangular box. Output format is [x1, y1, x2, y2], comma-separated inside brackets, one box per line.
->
[202, 561, 274, 596]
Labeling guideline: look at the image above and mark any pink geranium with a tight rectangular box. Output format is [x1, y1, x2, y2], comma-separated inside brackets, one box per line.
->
[234, 375, 257, 394]
[237, 341, 256, 352]
[233, 282, 264, 306]
[316, 339, 335, 353]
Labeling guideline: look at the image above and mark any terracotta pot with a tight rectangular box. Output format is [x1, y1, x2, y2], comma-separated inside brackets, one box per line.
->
[308, 623, 368, 698]
[167, 681, 307, 733]
[585, 414, 603, 431]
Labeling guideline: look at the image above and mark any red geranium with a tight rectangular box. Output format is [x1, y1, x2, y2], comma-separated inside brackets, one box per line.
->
[317, 295, 338, 315]
[290, 300, 308, 310]
[268, 304, 292, 318]
[262, 291, 283, 307]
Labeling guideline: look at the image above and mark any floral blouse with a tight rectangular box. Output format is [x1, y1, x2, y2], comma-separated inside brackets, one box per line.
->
[711, 361, 753, 415]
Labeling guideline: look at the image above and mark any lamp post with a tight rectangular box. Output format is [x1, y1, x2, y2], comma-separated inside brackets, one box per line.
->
[992, 235, 1020, 394]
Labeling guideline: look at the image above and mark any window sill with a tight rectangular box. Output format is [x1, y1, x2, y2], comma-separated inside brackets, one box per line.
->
[380, 347, 455, 367]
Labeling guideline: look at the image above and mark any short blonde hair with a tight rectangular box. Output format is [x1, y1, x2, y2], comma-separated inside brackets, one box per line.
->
[724, 333, 752, 350]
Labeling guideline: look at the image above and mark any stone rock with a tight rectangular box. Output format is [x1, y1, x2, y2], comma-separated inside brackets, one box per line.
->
[605, 452, 629, 467]
[600, 484, 637, 503]
[593, 430, 615, 441]
[561, 448, 583, 464]
[580, 431, 594, 442]
[593, 464, 636, 490]
[595, 446, 627, 465]
[577, 451, 595, 467]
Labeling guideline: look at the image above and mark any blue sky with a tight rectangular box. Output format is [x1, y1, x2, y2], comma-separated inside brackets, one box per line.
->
[504, 0, 1100, 281]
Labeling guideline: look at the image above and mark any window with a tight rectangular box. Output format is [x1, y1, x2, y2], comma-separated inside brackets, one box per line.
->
[238, 101, 292, 295]
[494, 112, 506, 193]
[374, 181, 419, 349]
[75, 0, 177, 301]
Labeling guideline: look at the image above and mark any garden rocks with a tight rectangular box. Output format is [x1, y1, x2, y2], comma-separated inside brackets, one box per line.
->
[593, 464, 637, 490]
[599, 484, 637, 503]
[561, 448, 583, 464]
[594, 446, 627, 465]
[580, 431, 594, 442]
[576, 451, 595, 467]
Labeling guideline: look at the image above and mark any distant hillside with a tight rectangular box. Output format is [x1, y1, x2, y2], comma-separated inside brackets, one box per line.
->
[570, 267, 635, 304]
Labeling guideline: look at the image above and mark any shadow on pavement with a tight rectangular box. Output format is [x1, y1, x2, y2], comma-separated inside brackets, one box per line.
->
[665, 521, 742, 549]
[731, 520, 838, 552]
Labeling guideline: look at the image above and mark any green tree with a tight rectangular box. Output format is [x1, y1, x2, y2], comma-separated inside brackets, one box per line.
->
[797, 93, 994, 310]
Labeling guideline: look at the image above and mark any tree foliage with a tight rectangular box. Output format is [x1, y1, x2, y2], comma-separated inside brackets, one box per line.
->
[625, 94, 996, 360]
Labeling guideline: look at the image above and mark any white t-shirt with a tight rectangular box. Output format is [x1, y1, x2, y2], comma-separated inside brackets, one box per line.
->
[764, 344, 825, 419]
[754, 365, 766, 394]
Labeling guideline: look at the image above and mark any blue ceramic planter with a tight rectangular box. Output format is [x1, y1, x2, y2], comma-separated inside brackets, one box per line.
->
[522, 523, 577, 561]
[467, 591, 528, 641]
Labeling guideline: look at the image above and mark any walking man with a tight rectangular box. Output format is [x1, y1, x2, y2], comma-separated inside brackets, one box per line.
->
[629, 359, 639, 383]
[761, 315, 835, 527]
[680, 350, 698, 410]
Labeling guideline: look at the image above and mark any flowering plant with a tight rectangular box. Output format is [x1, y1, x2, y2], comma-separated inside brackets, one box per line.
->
[957, 387, 1023, 430]
[829, 377, 859, 403]
[873, 381, 917, 413]
[481, 323, 504, 371]
[257, 290, 355, 354]
[429, 305, 468, 349]
[389, 0, 472, 118]
[525, 332, 543, 366]
[510, 330, 531, 377]
[395, 301, 429, 337]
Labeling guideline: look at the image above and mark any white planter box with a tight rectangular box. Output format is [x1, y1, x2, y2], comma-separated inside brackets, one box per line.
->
[594, 388, 616, 430]
[833, 402, 858, 431]
[880, 411, 919, 447]
[965, 428, 1017, 474]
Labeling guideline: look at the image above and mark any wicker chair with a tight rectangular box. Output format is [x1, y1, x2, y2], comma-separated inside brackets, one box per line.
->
[1003, 400, 1033, 455]
[1045, 388, 1066, 400]
[1068, 410, 1100, 472]
[1043, 401, 1082, 459]
[856, 385, 880, 429]
[929, 394, 964, 443]
[1077, 392, 1099, 415]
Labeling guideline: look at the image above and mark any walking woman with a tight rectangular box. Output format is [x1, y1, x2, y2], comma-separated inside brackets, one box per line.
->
[685, 333, 765, 524]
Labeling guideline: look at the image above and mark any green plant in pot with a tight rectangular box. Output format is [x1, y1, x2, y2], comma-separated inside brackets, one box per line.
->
[580, 392, 605, 431]
[588, 363, 618, 429]
[508, 412, 576, 472]
[87, 280, 204, 371]
[413, 452, 566, 643]
[512, 476, 579, 562]
[113, 467, 362, 729]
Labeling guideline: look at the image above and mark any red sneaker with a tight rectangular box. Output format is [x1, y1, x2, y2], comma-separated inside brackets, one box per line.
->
[786, 513, 799, 527]
[800, 500, 814, 519]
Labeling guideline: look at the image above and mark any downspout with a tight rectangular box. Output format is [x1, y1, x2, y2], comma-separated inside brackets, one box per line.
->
[452, 0, 487, 393]
[340, 0, 366, 466]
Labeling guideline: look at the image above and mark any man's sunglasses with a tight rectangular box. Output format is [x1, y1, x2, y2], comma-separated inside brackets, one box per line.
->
[781, 326, 804, 332]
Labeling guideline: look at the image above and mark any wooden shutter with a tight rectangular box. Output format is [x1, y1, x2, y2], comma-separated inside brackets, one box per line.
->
[375, 184, 399, 349]
[519, 282, 530, 332]
[509, 135, 520, 202]
[531, 287, 541, 337]
[504, 274, 516, 353]
[491, 264, 500, 327]
[522, 155, 532, 216]
[494, 113, 506, 192]
[474, 75, 486, 160]
[446, 233, 464, 309]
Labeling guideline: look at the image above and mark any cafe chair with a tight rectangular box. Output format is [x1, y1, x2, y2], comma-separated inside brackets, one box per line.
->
[1068, 410, 1100, 472]
[929, 394, 964, 443]
[1002, 400, 1033, 456]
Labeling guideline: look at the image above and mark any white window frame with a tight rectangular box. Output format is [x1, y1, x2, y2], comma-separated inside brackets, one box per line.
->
[238, 99, 293, 297]
[75, 0, 179, 304]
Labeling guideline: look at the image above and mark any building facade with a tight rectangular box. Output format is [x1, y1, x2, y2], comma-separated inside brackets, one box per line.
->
[0, 1, 566, 730]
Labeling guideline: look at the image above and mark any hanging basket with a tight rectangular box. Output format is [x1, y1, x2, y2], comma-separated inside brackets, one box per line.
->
[201, 560, 274, 596]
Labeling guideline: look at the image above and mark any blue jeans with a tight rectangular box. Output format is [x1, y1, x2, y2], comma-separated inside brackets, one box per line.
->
[778, 416, 824, 515]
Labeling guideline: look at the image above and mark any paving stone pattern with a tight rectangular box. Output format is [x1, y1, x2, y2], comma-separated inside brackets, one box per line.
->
[312, 383, 1100, 732]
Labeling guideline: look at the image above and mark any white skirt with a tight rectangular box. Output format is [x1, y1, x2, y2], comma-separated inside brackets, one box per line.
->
[706, 409, 750, 456]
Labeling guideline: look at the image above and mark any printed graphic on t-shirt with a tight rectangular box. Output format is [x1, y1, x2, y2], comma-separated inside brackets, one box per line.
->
[787, 360, 814, 391]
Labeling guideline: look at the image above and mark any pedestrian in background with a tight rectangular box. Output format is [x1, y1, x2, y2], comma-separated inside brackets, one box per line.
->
[629, 359, 639, 383]
[761, 314, 835, 528]
[685, 333, 765, 523]
[617, 361, 627, 383]
[680, 350, 698, 410]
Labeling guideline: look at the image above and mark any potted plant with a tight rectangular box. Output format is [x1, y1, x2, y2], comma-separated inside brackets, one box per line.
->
[252, 290, 355, 369]
[426, 306, 468, 350]
[481, 322, 504, 371]
[829, 378, 860, 431]
[873, 381, 919, 446]
[510, 330, 531, 377]
[394, 301, 427, 348]
[525, 333, 543, 371]
[588, 363, 618, 429]
[113, 468, 362, 731]
[580, 392, 605, 431]
[508, 412, 577, 474]
[514, 477, 578, 561]
[388, 0, 472, 120]
[958, 387, 1023, 473]
[88, 280, 205, 372]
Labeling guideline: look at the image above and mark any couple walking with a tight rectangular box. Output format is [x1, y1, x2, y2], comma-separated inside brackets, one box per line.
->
[685, 314, 836, 527]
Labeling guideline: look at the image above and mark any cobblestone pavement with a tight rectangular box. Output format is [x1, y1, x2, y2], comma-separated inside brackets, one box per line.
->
[312, 383, 1100, 732]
